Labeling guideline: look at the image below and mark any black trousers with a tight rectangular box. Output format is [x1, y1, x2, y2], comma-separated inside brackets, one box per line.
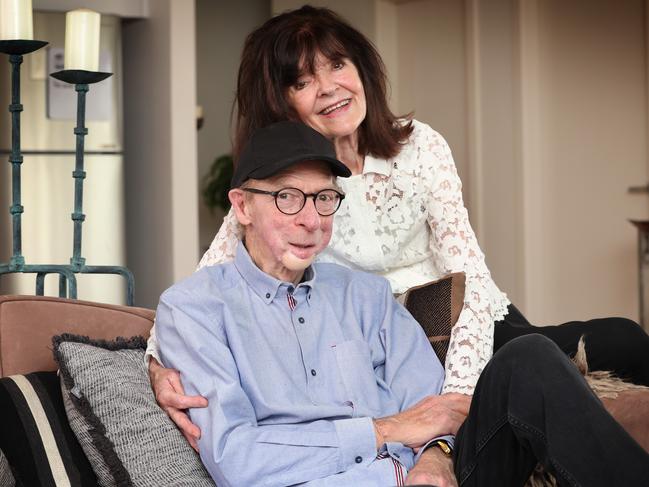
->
[454, 334, 649, 486]
[493, 305, 649, 386]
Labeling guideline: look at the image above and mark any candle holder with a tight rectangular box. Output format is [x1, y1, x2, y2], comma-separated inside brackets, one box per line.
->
[0, 40, 48, 56]
[49, 69, 113, 270]
[0, 39, 47, 272]
[49, 68, 135, 304]
[0, 49, 135, 305]
[49, 69, 111, 85]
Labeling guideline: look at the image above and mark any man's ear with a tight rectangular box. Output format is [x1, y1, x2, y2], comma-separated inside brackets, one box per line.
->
[229, 188, 252, 226]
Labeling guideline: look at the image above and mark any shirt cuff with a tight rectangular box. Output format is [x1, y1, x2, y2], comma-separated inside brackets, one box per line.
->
[333, 417, 377, 470]
[385, 441, 413, 466]
[414, 434, 455, 463]
[144, 327, 162, 367]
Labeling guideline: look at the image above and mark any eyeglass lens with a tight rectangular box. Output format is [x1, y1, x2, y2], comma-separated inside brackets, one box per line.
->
[276, 188, 342, 216]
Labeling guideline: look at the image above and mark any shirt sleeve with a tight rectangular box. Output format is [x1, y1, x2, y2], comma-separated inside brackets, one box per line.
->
[144, 209, 242, 366]
[144, 323, 161, 365]
[419, 126, 497, 394]
[197, 208, 242, 270]
[368, 277, 455, 453]
[372, 278, 446, 409]
[156, 289, 378, 487]
[413, 434, 455, 463]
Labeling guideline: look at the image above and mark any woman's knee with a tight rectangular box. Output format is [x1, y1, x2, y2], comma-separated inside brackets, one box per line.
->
[495, 334, 563, 365]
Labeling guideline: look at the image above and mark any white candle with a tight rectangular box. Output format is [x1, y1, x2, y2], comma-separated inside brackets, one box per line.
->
[64, 9, 100, 71]
[0, 0, 33, 40]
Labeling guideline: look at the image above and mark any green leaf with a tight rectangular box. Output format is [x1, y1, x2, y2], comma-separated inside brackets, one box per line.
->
[202, 154, 234, 213]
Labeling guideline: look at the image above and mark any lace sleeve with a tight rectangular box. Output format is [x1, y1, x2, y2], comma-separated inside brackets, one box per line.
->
[145, 208, 242, 365]
[197, 208, 242, 270]
[421, 128, 496, 394]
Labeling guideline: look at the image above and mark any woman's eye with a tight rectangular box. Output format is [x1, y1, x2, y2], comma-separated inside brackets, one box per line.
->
[294, 80, 308, 90]
[332, 60, 345, 70]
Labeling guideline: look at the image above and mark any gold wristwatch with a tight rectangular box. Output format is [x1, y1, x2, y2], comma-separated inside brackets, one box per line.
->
[431, 439, 452, 456]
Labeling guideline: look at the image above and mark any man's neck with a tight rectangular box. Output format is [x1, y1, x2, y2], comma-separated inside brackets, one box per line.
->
[243, 238, 306, 285]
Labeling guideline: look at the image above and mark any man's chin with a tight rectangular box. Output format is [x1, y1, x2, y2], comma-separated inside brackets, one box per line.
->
[281, 251, 315, 271]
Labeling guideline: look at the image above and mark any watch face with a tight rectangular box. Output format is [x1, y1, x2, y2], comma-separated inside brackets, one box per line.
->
[435, 440, 452, 455]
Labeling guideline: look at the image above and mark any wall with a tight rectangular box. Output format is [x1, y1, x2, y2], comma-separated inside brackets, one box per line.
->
[273, 0, 377, 38]
[519, 0, 649, 323]
[392, 0, 648, 323]
[195, 0, 269, 254]
[122, 0, 198, 308]
[33, 0, 148, 17]
[396, 0, 470, 208]
[464, 0, 523, 307]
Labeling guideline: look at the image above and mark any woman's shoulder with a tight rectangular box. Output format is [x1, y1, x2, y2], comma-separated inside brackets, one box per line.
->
[406, 119, 451, 150]
[395, 119, 453, 168]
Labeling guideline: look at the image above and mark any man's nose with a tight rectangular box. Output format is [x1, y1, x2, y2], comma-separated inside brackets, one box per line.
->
[295, 198, 321, 230]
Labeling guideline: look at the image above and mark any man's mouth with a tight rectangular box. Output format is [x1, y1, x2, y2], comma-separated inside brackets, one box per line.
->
[289, 242, 316, 257]
[319, 99, 351, 115]
[290, 243, 315, 249]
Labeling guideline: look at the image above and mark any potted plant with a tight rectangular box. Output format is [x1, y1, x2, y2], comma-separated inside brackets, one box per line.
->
[202, 154, 234, 212]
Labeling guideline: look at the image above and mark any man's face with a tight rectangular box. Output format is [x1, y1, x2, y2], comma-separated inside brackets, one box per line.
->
[230, 160, 337, 283]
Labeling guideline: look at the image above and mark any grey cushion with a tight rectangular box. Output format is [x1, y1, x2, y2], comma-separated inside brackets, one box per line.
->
[0, 449, 15, 487]
[53, 334, 215, 487]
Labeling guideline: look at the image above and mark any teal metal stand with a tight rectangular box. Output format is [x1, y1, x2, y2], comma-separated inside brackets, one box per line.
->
[0, 43, 135, 305]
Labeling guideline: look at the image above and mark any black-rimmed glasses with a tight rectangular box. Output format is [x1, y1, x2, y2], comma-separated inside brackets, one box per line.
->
[243, 187, 345, 216]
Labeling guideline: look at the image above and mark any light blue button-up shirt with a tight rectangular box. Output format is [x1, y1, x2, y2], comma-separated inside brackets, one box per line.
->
[157, 241, 451, 487]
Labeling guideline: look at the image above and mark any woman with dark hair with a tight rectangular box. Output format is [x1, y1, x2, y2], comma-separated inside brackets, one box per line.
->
[147, 4, 649, 483]
[231, 4, 410, 164]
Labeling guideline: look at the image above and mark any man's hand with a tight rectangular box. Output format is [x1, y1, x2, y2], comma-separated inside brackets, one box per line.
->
[374, 393, 471, 449]
[148, 358, 208, 451]
[405, 448, 457, 487]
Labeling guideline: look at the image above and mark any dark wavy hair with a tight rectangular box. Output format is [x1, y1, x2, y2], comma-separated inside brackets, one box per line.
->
[233, 5, 413, 161]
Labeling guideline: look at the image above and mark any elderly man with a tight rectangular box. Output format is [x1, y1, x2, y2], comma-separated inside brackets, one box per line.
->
[155, 121, 649, 487]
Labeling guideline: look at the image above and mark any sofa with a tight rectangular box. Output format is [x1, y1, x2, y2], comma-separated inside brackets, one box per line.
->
[0, 288, 647, 486]
[0, 294, 217, 486]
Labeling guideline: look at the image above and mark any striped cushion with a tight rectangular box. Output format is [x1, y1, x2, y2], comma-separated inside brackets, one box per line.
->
[0, 371, 97, 486]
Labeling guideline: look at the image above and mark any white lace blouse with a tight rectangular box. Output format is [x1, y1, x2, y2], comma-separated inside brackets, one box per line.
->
[191, 120, 510, 393]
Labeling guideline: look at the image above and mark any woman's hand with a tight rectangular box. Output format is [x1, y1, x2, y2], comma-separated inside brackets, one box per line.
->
[148, 358, 208, 451]
[405, 448, 457, 486]
[374, 393, 471, 449]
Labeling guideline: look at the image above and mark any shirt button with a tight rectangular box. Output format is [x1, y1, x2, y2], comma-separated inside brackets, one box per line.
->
[298, 317, 305, 324]
[355, 456, 362, 464]
[265, 293, 270, 299]
[310, 369, 317, 376]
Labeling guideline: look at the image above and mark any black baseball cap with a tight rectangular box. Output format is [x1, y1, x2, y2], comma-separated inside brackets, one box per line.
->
[231, 121, 352, 188]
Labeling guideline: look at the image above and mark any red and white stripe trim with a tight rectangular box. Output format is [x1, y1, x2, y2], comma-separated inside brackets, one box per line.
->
[376, 451, 405, 486]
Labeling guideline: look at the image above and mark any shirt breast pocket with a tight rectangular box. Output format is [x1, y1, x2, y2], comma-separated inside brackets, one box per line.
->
[332, 339, 382, 415]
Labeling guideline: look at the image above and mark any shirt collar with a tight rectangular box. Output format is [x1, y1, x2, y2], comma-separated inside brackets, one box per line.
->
[233, 240, 316, 304]
[362, 153, 391, 176]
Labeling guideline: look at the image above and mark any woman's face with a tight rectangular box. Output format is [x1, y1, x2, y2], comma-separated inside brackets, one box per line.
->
[285, 52, 367, 141]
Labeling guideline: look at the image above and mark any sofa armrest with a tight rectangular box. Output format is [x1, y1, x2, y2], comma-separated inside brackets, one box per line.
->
[0, 295, 155, 377]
